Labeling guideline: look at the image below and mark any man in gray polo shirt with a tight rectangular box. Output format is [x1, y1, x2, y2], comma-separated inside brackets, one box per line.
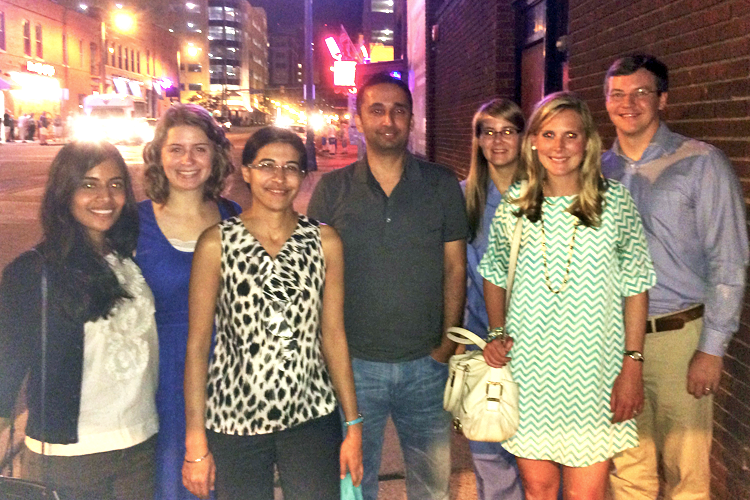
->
[308, 73, 468, 500]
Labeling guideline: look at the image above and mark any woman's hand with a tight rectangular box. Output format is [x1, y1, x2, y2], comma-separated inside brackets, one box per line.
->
[340, 425, 363, 486]
[182, 452, 216, 500]
[610, 359, 644, 423]
[482, 336, 514, 368]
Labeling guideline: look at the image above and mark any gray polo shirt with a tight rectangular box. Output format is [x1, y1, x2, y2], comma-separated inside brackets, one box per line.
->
[308, 154, 468, 362]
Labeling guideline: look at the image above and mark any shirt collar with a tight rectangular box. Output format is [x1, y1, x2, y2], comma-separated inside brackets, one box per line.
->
[354, 152, 422, 184]
[611, 122, 680, 163]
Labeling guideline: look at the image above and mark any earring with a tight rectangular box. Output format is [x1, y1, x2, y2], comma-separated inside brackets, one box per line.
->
[531, 145, 537, 150]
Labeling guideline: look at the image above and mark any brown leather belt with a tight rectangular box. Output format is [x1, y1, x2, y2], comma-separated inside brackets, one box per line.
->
[646, 304, 704, 334]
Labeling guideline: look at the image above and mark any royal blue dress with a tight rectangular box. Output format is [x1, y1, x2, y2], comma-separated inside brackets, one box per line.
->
[136, 199, 241, 500]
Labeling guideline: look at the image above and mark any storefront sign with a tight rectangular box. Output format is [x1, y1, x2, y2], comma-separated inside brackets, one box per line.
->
[26, 61, 56, 77]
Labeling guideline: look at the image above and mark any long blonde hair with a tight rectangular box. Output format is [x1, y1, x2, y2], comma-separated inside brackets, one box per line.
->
[514, 92, 606, 227]
[465, 98, 525, 242]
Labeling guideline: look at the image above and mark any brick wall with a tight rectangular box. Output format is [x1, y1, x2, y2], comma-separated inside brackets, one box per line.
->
[428, 0, 516, 178]
[567, 1, 750, 498]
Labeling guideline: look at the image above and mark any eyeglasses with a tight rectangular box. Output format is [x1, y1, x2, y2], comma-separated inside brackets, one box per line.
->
[246, 160, 304, 177]
[479, 127, 519, 140]
[607, 88, 658, 103]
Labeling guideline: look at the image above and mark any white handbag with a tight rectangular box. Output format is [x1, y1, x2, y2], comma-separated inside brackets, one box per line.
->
[443, 213, 524, 442]
[443, 327, 519, 441]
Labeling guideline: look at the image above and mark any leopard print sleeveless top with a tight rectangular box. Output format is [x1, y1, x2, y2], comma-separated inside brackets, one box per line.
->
[206, 215, 337, 435]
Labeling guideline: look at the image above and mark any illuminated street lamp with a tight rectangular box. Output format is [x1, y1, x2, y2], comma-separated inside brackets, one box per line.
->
[100, 9, 135, 94]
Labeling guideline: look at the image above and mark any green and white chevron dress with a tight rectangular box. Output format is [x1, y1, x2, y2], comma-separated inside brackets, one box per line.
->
[478, 181, 656, 467]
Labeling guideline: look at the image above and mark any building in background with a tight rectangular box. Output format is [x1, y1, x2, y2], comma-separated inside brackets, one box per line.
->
[267, 25, 303, 102]
[0, 0, 178, 125]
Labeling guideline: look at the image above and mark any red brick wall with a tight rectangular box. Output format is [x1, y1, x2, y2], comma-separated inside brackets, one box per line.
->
[567, 1, 750, 498]
[429, 0, 516, 178]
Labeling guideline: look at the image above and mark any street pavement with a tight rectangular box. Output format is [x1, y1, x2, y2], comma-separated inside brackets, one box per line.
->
[0, 134, 479, 500]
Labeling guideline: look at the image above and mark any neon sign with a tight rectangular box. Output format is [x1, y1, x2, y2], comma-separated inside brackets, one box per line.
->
[26, 61, 56, 77]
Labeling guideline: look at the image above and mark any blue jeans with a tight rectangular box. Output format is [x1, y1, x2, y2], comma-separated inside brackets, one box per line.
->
[352, 355, 452, 500]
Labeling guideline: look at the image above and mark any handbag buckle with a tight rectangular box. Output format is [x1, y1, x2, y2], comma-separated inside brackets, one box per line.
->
[486, 380, 503, 398]
[452, 417, 463, 434]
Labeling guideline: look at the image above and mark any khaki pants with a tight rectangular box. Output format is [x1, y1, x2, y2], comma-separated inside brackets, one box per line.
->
[610, 316, 712, 500]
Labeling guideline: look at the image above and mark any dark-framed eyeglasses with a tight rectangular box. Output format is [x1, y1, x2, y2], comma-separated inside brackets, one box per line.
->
[479, 127, 520, 140]
[607, 88, 657, 103]
[246, 160, 304, 177]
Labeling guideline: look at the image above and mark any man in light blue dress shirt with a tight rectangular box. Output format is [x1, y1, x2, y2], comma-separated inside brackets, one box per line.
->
[601, 54, 749, 500]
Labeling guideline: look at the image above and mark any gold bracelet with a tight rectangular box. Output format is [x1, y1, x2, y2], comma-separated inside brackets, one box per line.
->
[184, 450, 210, 463]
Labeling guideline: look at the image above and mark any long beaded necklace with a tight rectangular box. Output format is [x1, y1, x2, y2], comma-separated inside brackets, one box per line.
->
[540, 203, 578, 294]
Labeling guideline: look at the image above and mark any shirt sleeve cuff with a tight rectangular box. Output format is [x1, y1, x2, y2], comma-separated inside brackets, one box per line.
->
[697, 327, 731, 357]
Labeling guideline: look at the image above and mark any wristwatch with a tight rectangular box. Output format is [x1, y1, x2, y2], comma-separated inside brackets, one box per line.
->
[624, 350, 644, 362]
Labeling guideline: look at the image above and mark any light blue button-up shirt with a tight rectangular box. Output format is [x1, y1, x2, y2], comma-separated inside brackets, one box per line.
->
[462, 180, 504, 338]
[602, 123, 749, 356]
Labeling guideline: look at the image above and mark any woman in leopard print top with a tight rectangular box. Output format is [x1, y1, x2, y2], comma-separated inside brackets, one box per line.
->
[183, 127, 362, 500]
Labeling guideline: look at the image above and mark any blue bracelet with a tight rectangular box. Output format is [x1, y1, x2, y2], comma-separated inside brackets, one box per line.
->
[344, 414, 364, 426]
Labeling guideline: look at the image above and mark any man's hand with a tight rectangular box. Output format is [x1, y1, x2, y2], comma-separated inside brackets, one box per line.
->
[430, 343, 455, 364]
[687, 350, 723, 399]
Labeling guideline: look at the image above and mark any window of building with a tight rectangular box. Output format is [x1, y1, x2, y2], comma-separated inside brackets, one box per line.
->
[146, 50, 150, 74]
[208, 26, 223, 40]
[371, 29, 393, 44]
[224, 7, 237, 21]
[35, 24, 42, 58]
[188, 83, 202, 91]
[180, 83, 185, 90]
[62, 34, 67, 65]
[124, 46, 129, 71]
[0, 12, 5, 51]
[131, 49, 134, 71]
[371, 0, 394, 13]
[79, 39, 84, 67]
[111, 43, 116, 66]
[90, 42, 97, 74]
[118, 45, 122, 69]
[188, 63, 202, 72]
[208, 6, 223, 20]
[137, 51, 140, 73]
[23, 20, 31, 56]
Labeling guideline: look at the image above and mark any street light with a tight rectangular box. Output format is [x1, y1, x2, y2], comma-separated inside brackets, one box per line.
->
[100, 9, 135, 94]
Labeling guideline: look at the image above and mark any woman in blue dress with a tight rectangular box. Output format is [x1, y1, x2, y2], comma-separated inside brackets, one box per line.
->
[136, 104, 240, 500]
[462, 98, 525, 500]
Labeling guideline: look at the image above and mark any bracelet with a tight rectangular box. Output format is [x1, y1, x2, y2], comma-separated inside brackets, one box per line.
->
[344, 413, 364, 427]
[184, 450, 210, 463]
[487, 326, 506, 342]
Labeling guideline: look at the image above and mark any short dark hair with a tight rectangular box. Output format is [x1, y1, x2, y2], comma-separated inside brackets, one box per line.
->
[241, 126, 308, 173]
[605, 54, 669, 95]
[143, 103, 234, 203]
[356, 72, 413, 115]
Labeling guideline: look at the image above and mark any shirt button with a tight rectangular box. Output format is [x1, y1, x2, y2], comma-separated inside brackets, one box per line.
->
[386, 217, 392, 223]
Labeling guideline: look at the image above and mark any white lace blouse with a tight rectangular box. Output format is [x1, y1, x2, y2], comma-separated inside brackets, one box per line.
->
[26, 255, 159, 456]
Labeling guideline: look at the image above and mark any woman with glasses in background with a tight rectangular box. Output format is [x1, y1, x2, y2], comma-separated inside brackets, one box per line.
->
[182, 127, 362, 500]
[462, 98, 525, 500]
[136, 104, 240, 500]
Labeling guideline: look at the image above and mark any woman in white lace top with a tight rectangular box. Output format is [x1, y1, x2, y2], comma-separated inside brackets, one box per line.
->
[0, 142, 159, 500]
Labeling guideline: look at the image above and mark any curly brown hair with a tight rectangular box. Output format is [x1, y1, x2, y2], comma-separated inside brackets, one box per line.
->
[142, 104, 234, 203]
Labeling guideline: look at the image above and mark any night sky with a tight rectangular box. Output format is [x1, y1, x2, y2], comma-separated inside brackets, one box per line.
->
[251, 0, 363, 36]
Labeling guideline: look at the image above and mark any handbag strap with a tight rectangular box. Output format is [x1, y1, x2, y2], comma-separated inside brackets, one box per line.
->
[505, 215, 523, 309]
[447, 326, 487, 350]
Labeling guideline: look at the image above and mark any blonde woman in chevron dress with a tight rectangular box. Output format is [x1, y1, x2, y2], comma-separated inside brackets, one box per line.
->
[478, 92, 656, 500]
